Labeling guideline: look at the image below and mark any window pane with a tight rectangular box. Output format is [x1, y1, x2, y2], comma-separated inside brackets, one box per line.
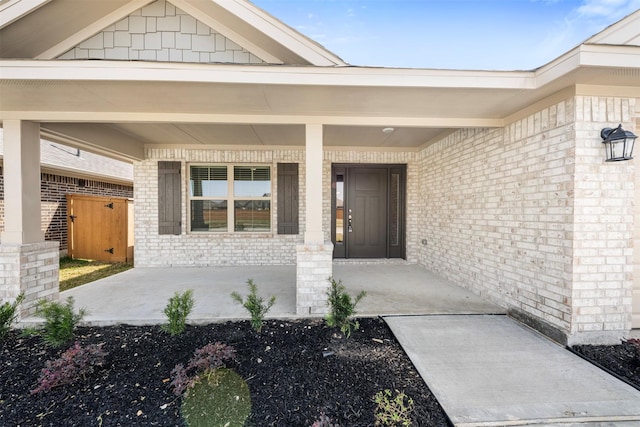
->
[335, 176, 344, 243]
[234, 200, 270, 232]
[190, 166, 227, 197]
[191, 200, 227, 231]
[234, 166, 271, 197]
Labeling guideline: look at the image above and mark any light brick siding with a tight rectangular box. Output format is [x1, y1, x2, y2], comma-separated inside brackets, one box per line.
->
[135, 148, 306, 267]
[0, 168, 133, 254]
[136, 148, 418, 267]
[418, 95, 636, 344]
[0, 241, 59, 316]
[296, 243, 333, 315]
[57, 0, 264, 64]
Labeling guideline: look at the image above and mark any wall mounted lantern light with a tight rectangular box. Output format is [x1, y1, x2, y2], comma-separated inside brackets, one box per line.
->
[601, 124, 637, 162]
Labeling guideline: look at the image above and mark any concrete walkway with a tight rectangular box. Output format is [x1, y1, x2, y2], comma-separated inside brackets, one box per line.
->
[57, 263, 503, 325]
[386, 315, 640, 427]
[30, 264, 640, 425]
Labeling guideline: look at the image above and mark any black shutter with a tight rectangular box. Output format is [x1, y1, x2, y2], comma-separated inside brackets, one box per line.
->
[158, 161, 181, 235]
[277, 163, 299, 234]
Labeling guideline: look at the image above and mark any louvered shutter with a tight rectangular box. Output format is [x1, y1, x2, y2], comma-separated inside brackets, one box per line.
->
[158, 161, 181, 235]
[277, 163, 299, 234]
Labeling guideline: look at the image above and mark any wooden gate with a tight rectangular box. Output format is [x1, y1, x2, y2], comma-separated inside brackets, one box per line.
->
[66, 194, 134, 263]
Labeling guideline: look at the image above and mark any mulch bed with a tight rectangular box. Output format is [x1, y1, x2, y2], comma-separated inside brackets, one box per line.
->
[571, 340, 640, 391]
[0, 317, 450, 426]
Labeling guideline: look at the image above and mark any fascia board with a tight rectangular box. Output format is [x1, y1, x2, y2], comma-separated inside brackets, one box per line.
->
[578, 44, 640, 68]
[533, 44, 640, 88]
[169, 0, 284, 64]
[5, 111, 505, 128]
[34, 0, 154, 59]
[0, 0, 51, 29]
[0, 60, 536, 90]
[40, 165, 133, 186]
[213, 0, 346, 66]
[586, 9, 640, 45]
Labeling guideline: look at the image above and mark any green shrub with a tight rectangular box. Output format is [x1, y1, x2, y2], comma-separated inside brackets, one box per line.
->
[0, 292, 24, 340]
[231, 279, 276, 332]
[373, 389, 414, 426]
[181, 368, 251, 427]
[35, 297, 87, 347]
[325, 277, 366, 338]
[162, 289, 195, 336]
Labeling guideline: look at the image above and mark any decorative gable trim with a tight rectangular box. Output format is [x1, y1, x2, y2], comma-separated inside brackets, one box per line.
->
[585, 9, 640, 46]
[0, 0, 52, 29]
[36, 0, 153, 59]
[56, 0, 265, 64]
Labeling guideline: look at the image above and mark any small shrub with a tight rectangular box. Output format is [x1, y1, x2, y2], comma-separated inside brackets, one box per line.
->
[181, 368, 251, 427]
[231, 279, 276, 332]
[325, 277, 366, 338]
[311, 412, 339, 427]
[31, 341, 108, 394]
[373, 389, 414, 426]
[162, 289, 195, 336]
[170, 342, 236, 396]
[35, 297, 87, 347]
[0, 292, 24, 340]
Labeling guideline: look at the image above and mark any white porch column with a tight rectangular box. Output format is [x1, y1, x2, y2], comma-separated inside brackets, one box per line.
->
[2, 120, 44, 244]
[296, 124, 333, 315]
[304, 124, 324, 244]
[0, 120, 59, 317]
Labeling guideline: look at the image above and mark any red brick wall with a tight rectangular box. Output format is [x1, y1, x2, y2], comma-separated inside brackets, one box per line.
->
[0, 168, 133, 253]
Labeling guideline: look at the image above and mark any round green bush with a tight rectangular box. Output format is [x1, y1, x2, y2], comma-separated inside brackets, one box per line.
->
[182, 368, 251, 427]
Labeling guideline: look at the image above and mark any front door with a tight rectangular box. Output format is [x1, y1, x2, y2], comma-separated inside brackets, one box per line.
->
[332, 164, 405, 259]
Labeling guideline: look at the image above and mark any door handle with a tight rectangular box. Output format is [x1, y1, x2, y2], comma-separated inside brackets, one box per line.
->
[348, 209, 353, 232]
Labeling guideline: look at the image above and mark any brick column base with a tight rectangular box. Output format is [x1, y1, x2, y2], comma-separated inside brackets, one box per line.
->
[296, 242, 334, 315]
[0, 242, 59, 317]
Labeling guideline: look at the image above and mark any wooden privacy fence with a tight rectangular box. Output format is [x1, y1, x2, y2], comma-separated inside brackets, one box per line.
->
[66, 194, 134, 263]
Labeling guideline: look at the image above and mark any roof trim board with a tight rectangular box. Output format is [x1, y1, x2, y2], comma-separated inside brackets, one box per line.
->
[0, 0, 51, 29]
[168, 0, 280, 64]
[35, 0, 154, 59]
[0, 60, 537, 88]
[585, 9, 640, 46]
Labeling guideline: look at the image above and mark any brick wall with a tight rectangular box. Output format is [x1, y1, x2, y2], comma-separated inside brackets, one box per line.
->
[135, 148, 305, 267]
[136, 148, 418, 267]
[57, 0, 264, 64]
[417, 95, 636, 344]
[0, 168, 133, 253]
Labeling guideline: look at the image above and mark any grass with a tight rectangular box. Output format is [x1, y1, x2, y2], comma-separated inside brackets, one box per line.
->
[59, 257, 132, 292]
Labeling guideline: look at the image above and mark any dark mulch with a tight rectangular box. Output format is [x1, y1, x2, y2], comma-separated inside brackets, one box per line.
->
[0, 317, 450, 426]
[571, 340, 640, 391]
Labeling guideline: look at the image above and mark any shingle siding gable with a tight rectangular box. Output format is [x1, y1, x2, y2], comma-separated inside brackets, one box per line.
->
[57, 0, 265, 64]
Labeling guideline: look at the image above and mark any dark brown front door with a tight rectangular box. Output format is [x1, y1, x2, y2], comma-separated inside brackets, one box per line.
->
[332, 164, 406, 259]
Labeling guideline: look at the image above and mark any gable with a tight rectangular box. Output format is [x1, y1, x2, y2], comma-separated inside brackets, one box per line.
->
[0, 0, 344, 65]
[57, 0, 265, 64]
[585, 9, 640, 46]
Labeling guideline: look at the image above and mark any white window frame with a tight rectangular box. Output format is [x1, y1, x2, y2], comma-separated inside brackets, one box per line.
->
[188, 164, 272, 233]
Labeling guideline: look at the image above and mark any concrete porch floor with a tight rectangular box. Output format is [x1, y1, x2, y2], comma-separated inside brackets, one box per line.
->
[58, 263, 504, 325]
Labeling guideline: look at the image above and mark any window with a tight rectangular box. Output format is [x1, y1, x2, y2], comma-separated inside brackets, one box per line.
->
[189, 165, 271, 232]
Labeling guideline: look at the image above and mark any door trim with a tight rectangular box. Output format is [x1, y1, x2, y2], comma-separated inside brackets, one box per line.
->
[331, 164, 406, 259]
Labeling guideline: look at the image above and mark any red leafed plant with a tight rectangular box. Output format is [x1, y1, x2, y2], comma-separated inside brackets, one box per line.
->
[31, 341, 108, 394]
[170, 342, 236, 396]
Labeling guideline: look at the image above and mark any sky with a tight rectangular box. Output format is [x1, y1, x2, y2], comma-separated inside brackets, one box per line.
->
[251, 0, 640, 70]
